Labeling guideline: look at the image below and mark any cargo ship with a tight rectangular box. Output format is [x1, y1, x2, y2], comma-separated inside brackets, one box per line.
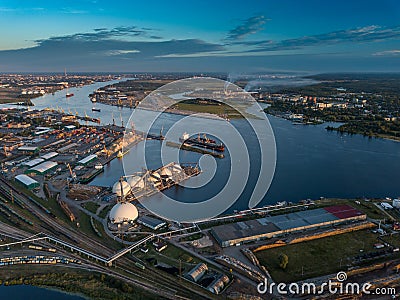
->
[179, 133, 225, 152]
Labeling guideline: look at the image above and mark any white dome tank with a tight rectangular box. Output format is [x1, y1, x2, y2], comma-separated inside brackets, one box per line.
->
[112, 180, 131, 197]
[127, 175, 145, 189]
[109, 202, 138, 223]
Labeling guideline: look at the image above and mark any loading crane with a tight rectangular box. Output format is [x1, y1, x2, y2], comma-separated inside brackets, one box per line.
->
[66, 163, 77, 182]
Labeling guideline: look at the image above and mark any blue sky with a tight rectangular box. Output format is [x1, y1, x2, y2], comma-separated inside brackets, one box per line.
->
[0, 0, 399, 72]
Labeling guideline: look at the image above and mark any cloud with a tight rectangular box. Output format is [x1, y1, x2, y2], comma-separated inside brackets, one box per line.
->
[0, 27, 225, 71]
[105, 50, 141, 56]
[373, 49, 400, 56]
[236, 25, 400, 52]
[35, 26, 156, 43]
[226, 15, 268, 40]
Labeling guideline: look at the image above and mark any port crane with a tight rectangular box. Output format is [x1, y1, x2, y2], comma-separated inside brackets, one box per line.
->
[66, 163, 77, 182]
[3, 145, 11, 158]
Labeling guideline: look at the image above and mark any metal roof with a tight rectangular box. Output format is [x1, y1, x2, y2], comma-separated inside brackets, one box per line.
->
[15, 174, 39, 186]
[78, 154, 97, 165]
[18, 146, 39, 151]
[28, 161, 58, 174]
[40, 152, 59, 160]
[24, 158, 45, 168]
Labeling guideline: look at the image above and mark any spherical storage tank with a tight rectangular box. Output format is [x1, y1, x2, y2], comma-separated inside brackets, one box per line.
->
[109, 202, 139, 224]
[160, 168, 172, 178]
[172, 164, 183, 174]
[127, 175, 145, 189]
[112, 180, 131, 197]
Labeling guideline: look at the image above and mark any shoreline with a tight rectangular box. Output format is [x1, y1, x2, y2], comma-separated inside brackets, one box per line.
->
[267, 112, 400, 143]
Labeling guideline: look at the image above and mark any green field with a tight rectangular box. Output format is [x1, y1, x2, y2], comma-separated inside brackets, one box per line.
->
[77, 211, 122, 250]
[255, 229, 386, 283]
[81, 201, 100, 214]
[98, 205, 112, 219]
[173, 102, 244, 118]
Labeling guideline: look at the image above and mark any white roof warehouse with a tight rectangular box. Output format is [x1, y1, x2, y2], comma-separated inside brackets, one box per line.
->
[78, 154, 97, 165]
[26, 161, 58, 175]
[15, 174, 40, 190]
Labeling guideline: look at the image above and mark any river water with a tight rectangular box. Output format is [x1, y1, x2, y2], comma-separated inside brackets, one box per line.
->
[20, 80, 400, 212]
[0, 285, 84, 299]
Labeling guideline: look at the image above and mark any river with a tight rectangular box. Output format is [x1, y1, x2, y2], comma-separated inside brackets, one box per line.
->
[0, 285, 84, 299]
[21, 80, 400, 212]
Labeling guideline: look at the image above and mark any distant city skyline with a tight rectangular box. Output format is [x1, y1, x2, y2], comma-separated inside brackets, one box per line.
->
[0, 0, 399, 73]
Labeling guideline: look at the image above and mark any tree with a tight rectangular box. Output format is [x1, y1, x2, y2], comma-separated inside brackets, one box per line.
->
[279, 253, 289, 270]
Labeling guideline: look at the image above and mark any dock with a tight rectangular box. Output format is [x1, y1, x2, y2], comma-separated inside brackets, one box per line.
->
[126, 162, 200, 200]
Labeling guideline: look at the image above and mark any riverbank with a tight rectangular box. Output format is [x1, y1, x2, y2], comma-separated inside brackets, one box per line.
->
[0, 265, 157, 300]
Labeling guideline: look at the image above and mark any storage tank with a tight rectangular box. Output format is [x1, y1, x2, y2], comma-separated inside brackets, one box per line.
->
[393, 199, 400, 209]
[127, 175, 145, 190]
[109, 202, 139, 224]
[112, 180, 131, 197]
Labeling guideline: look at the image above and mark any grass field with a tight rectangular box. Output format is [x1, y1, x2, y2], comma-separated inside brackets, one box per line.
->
[136, 242, 201, 271]
[77, 211, 122, 250]
[255, 229, 384, 283]
[173, 102, 244, 118]
[98, 205, 112, 219]
[81, 201, 100, 214]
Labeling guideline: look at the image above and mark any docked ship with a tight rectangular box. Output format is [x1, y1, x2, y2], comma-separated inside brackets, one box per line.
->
[179, 133, 225, 152]
[94, 162, 104, 170]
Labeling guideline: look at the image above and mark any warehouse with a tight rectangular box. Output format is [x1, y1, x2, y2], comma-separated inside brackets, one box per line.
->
[40, 152, 59, 160]
[78, 154, 97, 165]
[137, 216, 166, 230]
[186, 263, 208, 282]
[18, 146, 39, 154]
[15, 174, 40, 190]
[26, 161, 58, 175]
[23, 158, 45, 168]
[211, 205, 366, 247]
[64, 125, 76, 131]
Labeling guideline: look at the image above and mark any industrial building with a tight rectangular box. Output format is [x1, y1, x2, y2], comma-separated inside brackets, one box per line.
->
[78, 154, 97, 165]
[26, 161, 58, 175]
[137, 216, 166, 230]
[23, 158, 45, 168]
[211, 205, 366, 247]
[109, 202, 139, 224]
[207, 274, 229, 294]
[186, 263, 208, 282]
[18, 146, 39, 154]
[40, 152, 59, 160]
[15, 174, 40, 190]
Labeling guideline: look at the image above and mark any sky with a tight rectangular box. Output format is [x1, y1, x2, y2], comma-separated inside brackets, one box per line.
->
[0, 0, 399, 73]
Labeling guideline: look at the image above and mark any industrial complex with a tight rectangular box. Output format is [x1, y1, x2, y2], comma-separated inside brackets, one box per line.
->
[211, 205, 366, 247]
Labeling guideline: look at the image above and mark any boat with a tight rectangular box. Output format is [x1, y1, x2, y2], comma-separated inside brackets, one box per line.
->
[66, 93, 74, 98]
[94, 162, 103, 170]
[92, 107, 101, 112]
[179, 132, 225, 152]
